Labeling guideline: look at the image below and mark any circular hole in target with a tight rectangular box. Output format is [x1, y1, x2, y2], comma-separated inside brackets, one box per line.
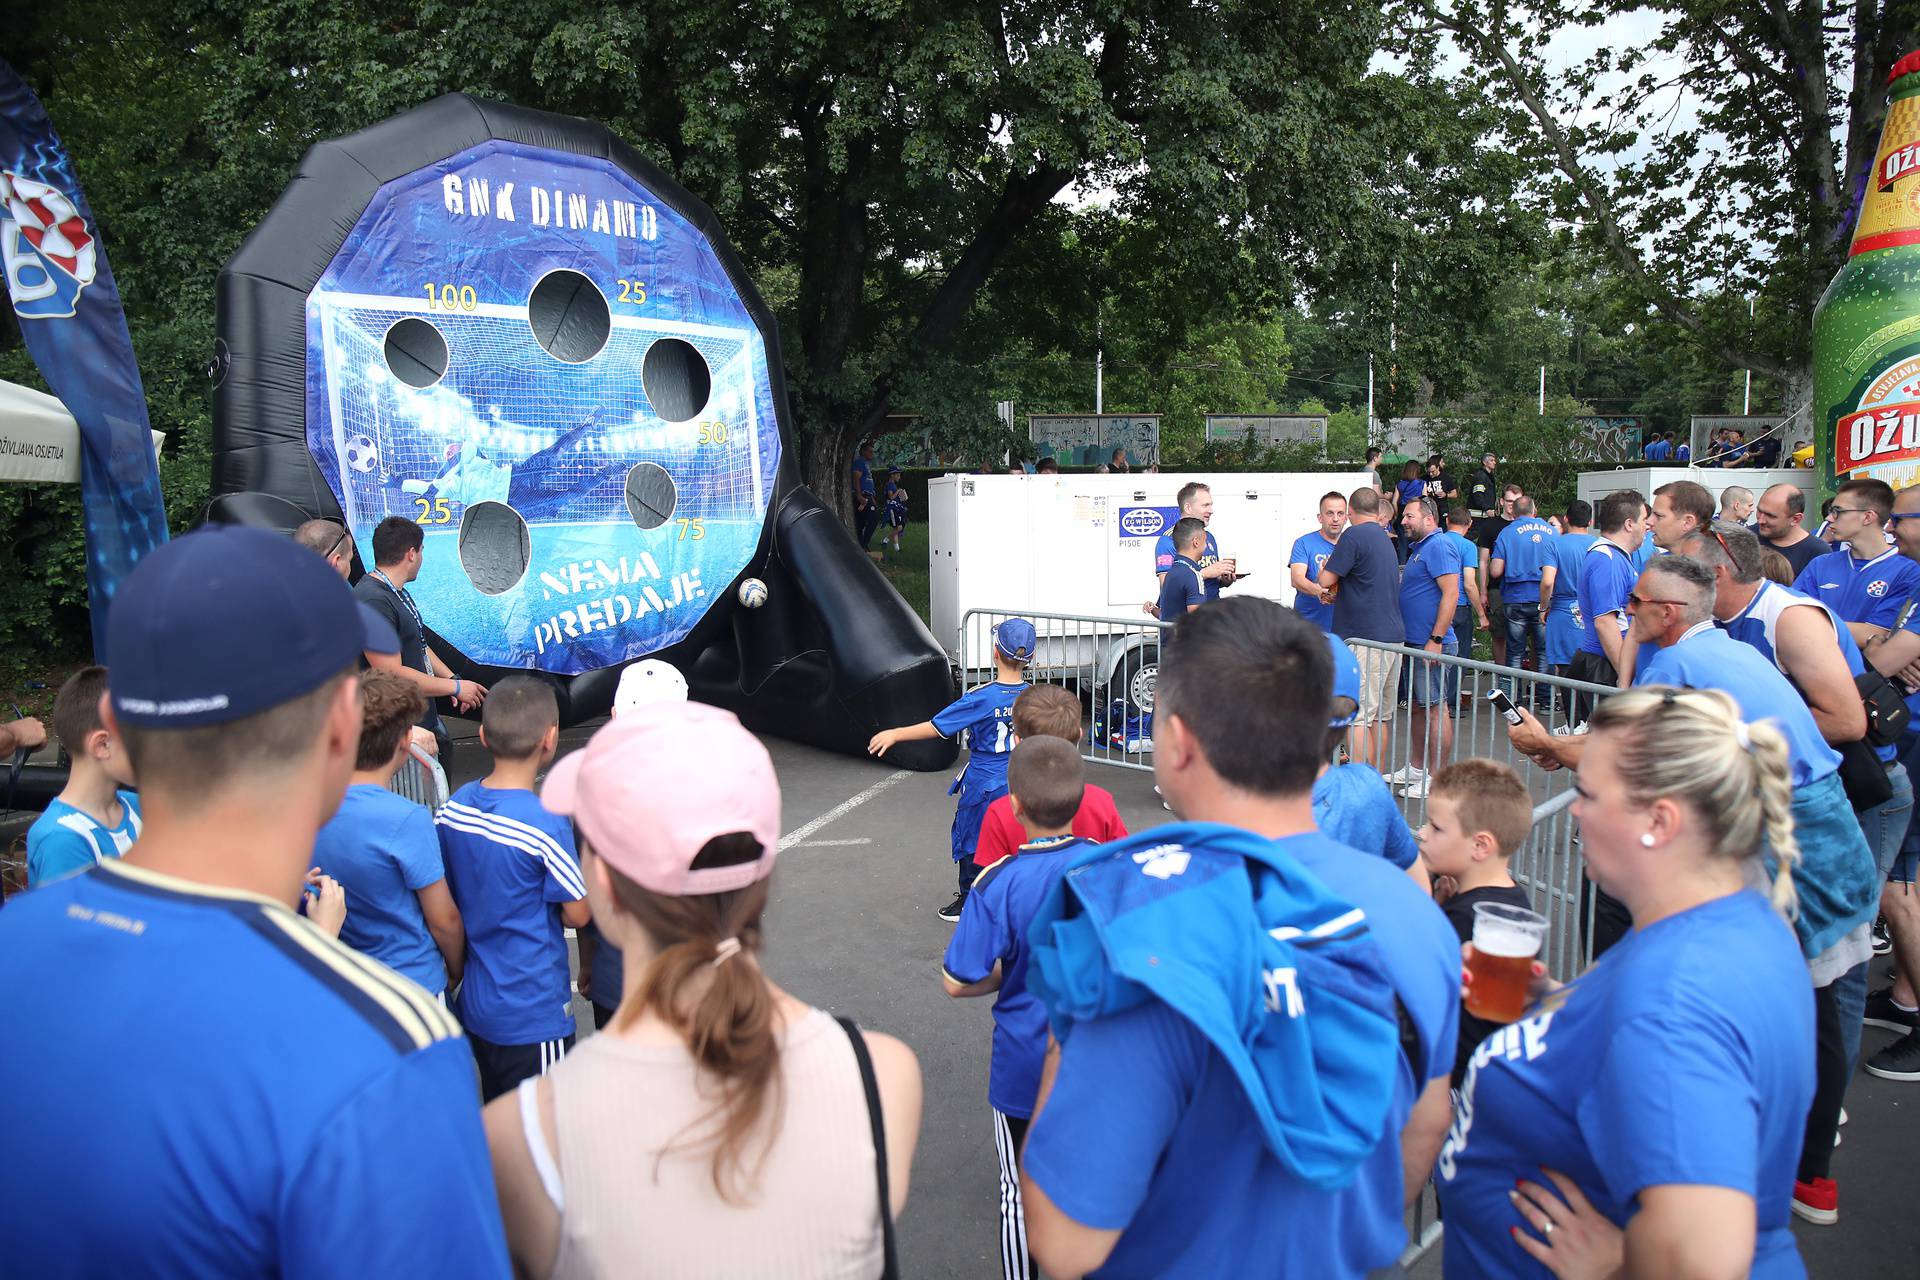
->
[383, 317, 450, 389]
[641, 338, 712, 424]
[457, 501, 532, 596]
[624, 462, 679, 530]
[527, 268, 612, 364]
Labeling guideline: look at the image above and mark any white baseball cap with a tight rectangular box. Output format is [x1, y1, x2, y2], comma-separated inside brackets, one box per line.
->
[613, 659, 689, 716]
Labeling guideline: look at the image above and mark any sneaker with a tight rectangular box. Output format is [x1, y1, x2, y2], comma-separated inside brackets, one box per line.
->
[1872, 916, 1893, 955]
[1383, 763, 1426, 785]
[1791, 1178, 1838, 1225]
[1865, 1027, 1920, 1081]
[1864, 987, 1920, 1033]
[1553, 720, 1587, 737]
[937, 892, 967, 923]
[1398, 775, 1432, 799]
[1840, 1107, 1848, 1127]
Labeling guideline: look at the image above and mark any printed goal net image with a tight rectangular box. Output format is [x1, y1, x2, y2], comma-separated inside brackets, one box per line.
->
[307, 287, 778, 673]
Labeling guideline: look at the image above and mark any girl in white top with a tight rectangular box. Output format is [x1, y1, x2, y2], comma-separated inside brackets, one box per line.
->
[482, 702, 922, 1279]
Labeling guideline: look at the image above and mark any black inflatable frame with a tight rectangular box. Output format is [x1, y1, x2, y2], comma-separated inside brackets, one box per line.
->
[209, 94, 956, 772]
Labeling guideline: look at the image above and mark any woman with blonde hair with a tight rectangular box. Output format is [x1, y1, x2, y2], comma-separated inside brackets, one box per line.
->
[483, 702, 922, 1278]
[1438, 687, 1813, 1279]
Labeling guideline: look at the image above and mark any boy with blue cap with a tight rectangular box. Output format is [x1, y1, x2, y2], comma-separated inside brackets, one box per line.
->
[872, 616, 1036, 921]
[0, 525, 507, 1277]
[1312, 632, 1426, 885]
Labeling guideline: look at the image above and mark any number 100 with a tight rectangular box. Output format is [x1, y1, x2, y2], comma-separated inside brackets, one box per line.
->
[423, 283, 478, 311]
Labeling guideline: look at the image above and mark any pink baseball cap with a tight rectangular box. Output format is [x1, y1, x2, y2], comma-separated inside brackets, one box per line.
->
[541, 702, 782, 895]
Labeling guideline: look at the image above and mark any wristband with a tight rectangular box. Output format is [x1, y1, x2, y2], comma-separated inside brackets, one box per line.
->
[453, 678, 462, 698]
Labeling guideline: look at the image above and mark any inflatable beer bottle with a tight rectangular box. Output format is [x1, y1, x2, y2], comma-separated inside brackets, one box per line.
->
[1816, 50, 1920, 494]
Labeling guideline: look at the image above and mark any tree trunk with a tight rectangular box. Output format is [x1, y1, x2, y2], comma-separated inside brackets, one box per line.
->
[799, 418, 862, 528]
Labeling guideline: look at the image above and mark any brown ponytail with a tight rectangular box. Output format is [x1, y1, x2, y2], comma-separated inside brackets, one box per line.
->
[603, 834, 783, 1203]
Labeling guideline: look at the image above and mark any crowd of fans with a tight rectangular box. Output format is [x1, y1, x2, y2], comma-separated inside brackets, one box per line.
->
[0, 445, 1911, 1278]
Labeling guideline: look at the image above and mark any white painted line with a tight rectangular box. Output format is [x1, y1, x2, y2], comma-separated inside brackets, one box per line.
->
[793, 838, 874, 848]
[779, 770, 911, 850]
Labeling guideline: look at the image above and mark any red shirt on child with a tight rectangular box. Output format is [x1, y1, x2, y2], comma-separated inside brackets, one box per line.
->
[972, 784, 1127, 871]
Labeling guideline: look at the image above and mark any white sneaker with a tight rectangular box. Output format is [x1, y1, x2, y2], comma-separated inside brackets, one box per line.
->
[1399, 775, 1432, 798]
[1383, 763, 1426, 785]
[1553, 720, 1587, 738]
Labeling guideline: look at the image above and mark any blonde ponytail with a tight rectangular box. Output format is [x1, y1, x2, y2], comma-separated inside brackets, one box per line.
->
[1588, 686, 1798, 912]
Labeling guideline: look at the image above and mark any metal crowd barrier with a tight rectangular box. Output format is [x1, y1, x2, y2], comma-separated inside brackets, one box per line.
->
[388, 744, 449, 810]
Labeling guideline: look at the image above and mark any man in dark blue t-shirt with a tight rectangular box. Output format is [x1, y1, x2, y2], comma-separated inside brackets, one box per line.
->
[1319, 486, 1404, 770]
[1156, 517, 1209, 621]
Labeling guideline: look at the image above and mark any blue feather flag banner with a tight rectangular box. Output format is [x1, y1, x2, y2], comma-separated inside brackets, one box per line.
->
[0, 60, 168, 659]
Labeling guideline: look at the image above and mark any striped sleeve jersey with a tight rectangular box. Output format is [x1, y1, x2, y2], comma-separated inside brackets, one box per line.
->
[437, 780, 585, 1045]
[0, 859, 507, 1277]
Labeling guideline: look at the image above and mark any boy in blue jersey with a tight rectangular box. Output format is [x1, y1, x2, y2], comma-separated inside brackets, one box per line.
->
[1793, 476, 1920, 646]
[1313, 631, 1426, 885]
[1020, 598, 1459, 1279]
[943, 736, 1095, 1280]
[25, 665, 140, 886]
[0, 527, 507, 1277]
[1155, 517, 1209, 620]
[872, 616, 1036, 921]
[312, 670, 465, 999]
[1287, 490, 1346, 629]
[440, 675, 591, 1100]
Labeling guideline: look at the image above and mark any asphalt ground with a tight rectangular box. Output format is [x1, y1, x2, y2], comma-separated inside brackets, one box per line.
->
[2, 711, 1897, 1276]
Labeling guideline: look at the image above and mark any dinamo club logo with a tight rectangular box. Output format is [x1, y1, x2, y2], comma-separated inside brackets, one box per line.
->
[0, 170, 97, 320]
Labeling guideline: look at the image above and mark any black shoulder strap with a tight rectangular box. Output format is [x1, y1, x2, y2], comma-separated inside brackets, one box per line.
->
[836, 1015, 900, 1280]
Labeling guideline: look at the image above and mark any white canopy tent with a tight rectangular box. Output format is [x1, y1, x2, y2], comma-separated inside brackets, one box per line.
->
[0, 377, 162, 484]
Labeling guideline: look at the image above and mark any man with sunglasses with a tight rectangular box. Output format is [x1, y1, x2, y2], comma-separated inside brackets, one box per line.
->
[1792, 478, 1920, 648]
[294, 518, 355, 577]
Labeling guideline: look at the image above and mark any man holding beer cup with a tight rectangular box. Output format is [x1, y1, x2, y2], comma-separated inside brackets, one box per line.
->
[1439, 685, 1816, 1277]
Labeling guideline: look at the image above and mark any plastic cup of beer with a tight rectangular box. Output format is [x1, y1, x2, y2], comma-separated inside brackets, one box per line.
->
[1465, 902, 1548, 1023]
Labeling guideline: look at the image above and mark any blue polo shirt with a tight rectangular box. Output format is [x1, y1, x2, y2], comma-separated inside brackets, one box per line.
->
[1156, 529, 1223, 602]
[1491, 517, 1557, 605]
[25, 791, 141, 887]
[942, 835, 1091, 1118]
[1446, 530, 1479, 609]
[0, 860, 508, 1277]
[439, 782, 584, 1046]
[1289, 530, 1340, 628]
[1020, 828, 1458, 1278]
[1157, 553, 1207, 620]
[1792, 546, 1920, 630]
[312, 784, 450, 995]
[1634, 622, 1842, 787]
[1437, 890, 1811, 1280]
[1400, 530, 1464, 645]
[933, 679, 1027, 793]
[1576, 540, 1638, 657]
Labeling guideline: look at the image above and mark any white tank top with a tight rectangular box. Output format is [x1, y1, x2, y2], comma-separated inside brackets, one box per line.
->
[531, 1007, 885, 1279]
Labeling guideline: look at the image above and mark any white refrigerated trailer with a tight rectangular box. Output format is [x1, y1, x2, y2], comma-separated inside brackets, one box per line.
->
[927, 471, 1373, 712]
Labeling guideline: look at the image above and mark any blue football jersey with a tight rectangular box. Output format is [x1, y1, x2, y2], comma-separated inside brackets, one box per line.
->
[1791, 546, 1920, 630]
[1289, 530, 1340, 627]
[0, 860, 507, 1277]
[25, 791, 141, 887]
[933, 680, 1027, 790]
[438, 782, 584, 1045]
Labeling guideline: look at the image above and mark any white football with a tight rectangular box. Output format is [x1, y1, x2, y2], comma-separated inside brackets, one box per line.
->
[737, 577, 768, 608]
[344, 433, 380, 473]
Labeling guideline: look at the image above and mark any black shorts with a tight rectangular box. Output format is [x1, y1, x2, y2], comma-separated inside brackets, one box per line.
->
[468, 1031, 575, 1102]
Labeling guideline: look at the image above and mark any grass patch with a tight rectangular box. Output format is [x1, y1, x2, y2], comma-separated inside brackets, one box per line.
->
[871, 518, 931, 626]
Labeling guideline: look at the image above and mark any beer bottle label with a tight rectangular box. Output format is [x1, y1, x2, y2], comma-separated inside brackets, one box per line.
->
[1852, 90, 1920, 256]
[1832, 353, 1920, 479]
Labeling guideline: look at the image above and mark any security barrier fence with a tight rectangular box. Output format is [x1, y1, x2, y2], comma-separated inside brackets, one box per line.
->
[389, 743, 450, 809]
[957, 608, 1618, 979]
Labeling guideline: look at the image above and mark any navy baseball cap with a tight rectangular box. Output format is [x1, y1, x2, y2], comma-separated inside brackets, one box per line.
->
[994, 617, 1038, 663]
[1325, 632, 1360, 728]
[108, 525, 387, 728]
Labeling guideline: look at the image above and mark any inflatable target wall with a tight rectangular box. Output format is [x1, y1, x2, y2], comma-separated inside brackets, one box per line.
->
[211, 94, 955, 770]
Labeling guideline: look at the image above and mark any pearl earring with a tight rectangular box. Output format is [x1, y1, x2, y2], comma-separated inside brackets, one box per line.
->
[1639, 833, 1656, 848]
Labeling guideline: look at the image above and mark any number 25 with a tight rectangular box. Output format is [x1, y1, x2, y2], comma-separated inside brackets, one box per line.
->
[414, 497, 452, 525]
